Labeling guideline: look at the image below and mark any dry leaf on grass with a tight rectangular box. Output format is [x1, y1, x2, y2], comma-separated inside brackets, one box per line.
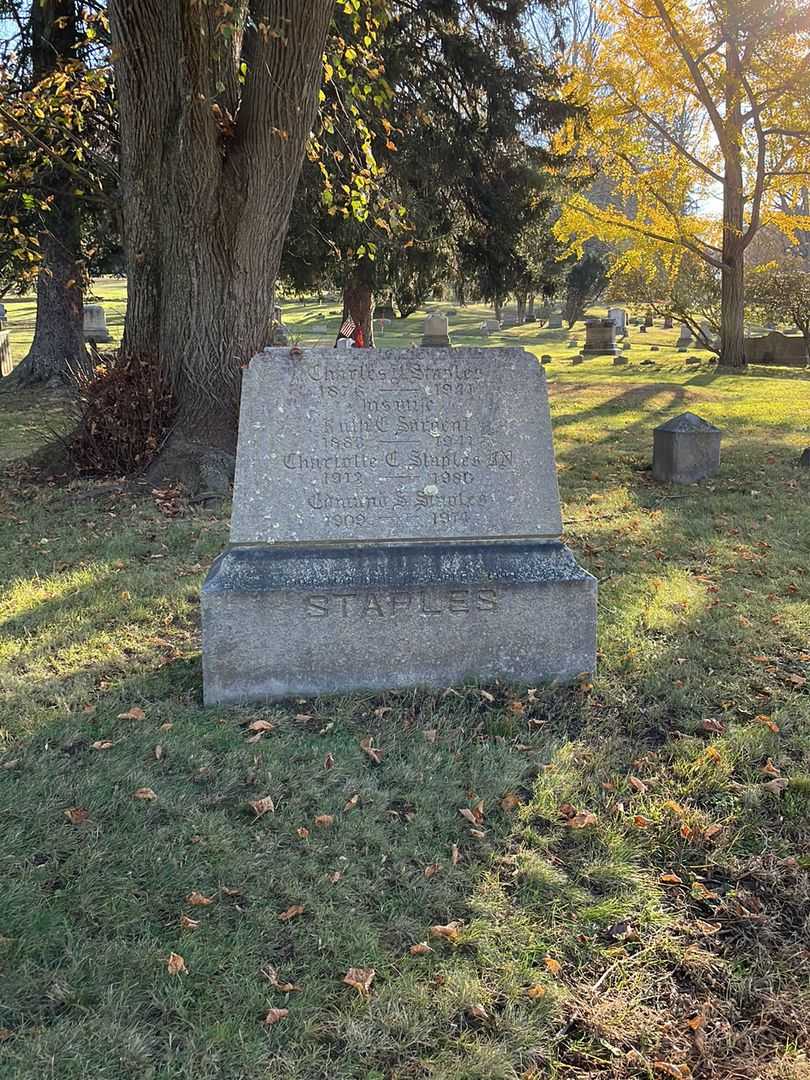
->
[64, 807, 89, 825]
[314, 814, 334, 828]
[628, 776, 648, 794]
[344, 794, 359, 812]
[359, 737, 383, 765]
[179, 914, 200, 930]
[459, 800, 485, 826]
[247, 719, 274, 734]
[409, 942, 433, 956]
[633, 814, 653, 828]
[694, 919, 722, 935]
[544, 956, 561, 976]
[763, 777, 789, 795]
[166, 952, 187, 975]
[526, 984, 546, 999]
[186, 891, 214, 906]
[451, 844, 461, 865]
[566, 811, 598, 829]
[262, 965, 302, 993]
[653, 1062, 691, 1079]
[660, 872, 684, 885]
[117, 706, 146, 720]
[466, 1003, 488, 1021]
[248, 795, 275, 818]
[500, 792, 520, 812]
[424, 862, 441, 878]
[343, 967, 375, 996]
[91, 740, 112, 751]
[296, 827, 310, 839]
[278, 905, 305, 922]
[133, 787, 157, 801]
[430, 922, 461, 942]
[324, 752, 335, 770]
[263, 1008, 289, 1026]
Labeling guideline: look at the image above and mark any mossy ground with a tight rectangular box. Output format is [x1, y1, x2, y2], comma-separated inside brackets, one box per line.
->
[1, 288, 809, 1079]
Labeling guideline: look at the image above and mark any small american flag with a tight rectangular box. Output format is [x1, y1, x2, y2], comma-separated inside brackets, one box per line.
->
[337, 314, 356, 340]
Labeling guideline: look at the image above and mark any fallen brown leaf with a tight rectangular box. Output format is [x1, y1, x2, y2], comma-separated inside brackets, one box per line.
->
[328, 870, 342, 884]
[760, 758, 781, 777]
[314, 814, 334, 828]
[324, 752, 335, 770]
[566, 811, 598, 829]
[694, 919, 722, 935]
[660, 872, 684, 885]
[248, 795, 275, 818]
[451, 844, 461, 865]
[628, 776, 648, 794]
[186, 891, 214, 906]
[653, 1062, 691, 1080]
[248, 718, 274, 732]
[166, 952, 187, 975]
[118, 706, 146, 720]
[179, 914, 200, 930]
[544, 955, 561, 976]
[344, 794, 359, 812]
[763, 777, 788, 795]
[133, 787, 157, 801]
[263, 1007, 289, 1025]
[262, 964, 302, 993]
[296, 827, 310, 839]
[424, 862, 441, 878]
[91, 740, 112, 751]
[466, 1003, 488, 1021]
[500, 792, 520, 812]
[343, 967, 375, 996]
[409, 942, 433, 956]
[633, 814, 653, 828]
[64, 806, 89, 826]
[430, 922, 461, 942]
[526, 984, 546, 999]
[359, 737, 383, 765]
[278, 905, 305, 922]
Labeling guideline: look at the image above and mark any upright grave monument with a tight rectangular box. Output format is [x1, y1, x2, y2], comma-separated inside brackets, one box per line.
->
[0, 331, 12, 377]
[583, 318, 618, 356]
[202, 347, 597, 703]
[83, 304, 111, 344]
[421, 314, 451, 347]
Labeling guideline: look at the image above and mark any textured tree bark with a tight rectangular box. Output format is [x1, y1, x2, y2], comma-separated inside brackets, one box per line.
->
[341, 264, 376, 347]
[14, 0, 86, 386]
[720, 38, 746, 369]
[109, 0, 333, 482]
[515, 291, 527, 323]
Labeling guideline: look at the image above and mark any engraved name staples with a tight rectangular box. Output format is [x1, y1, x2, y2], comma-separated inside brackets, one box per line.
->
[304, 588, 499, 618]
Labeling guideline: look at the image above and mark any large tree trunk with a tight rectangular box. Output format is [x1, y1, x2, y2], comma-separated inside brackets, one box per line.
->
[720, 39, 746, 369]
[515, 290, 527, 324]
[109, 0, 333, 483]
[14, 0, 85, 386]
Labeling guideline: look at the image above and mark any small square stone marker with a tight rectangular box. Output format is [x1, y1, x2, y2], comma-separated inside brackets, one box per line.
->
[653, 412, 721, 484]
[201, 346, 597, 703]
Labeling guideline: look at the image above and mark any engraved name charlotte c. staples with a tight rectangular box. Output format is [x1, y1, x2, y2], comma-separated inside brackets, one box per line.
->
[304, 588, 499, 618]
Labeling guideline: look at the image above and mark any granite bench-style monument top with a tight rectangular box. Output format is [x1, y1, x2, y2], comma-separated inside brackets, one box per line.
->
[230, 347, 563, 546]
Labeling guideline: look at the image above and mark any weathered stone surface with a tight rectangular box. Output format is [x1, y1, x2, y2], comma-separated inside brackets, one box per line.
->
[613, 355, 628, 366]
[203, 345, 597, 703]
[677, 324, 692, 346]
[230, 348, 563, 545]
[744, 331, 808, 367]
[0, 330, 12, 377]
[83, 304, 111, 344]
[546, 314, 563, 329]
[583, 319, 618, 356]
[0, 302, 7, 330]
[653, 412, 721, 484]
[202, 541, 597, 703]
[664, 316, 673, 329]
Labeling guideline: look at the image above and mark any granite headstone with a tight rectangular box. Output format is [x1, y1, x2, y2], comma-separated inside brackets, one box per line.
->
[653, 412, 721, 484]
[83, 304, 111, 344]
[0, 330, 12, 377]
[202, 347, 597, 702]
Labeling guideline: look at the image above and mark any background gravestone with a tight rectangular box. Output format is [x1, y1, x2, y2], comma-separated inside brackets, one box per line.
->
[421, 313, 451, 347]
[653, 412, 721, 484]
[202, 347, 597, 703]
[83, 304, 111, 344]
[0, 330, 12, 377]
[0, 302, 7, 330]
[744, 331, 808, 367]
[583, 319, 618, 356]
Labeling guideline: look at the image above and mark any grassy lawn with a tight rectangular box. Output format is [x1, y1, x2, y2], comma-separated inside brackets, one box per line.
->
[1, 295, 809, 1079]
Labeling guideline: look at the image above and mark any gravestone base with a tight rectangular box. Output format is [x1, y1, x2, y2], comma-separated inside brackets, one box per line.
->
[202, 540, 597, 704]
[421, 335, 451, 347]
